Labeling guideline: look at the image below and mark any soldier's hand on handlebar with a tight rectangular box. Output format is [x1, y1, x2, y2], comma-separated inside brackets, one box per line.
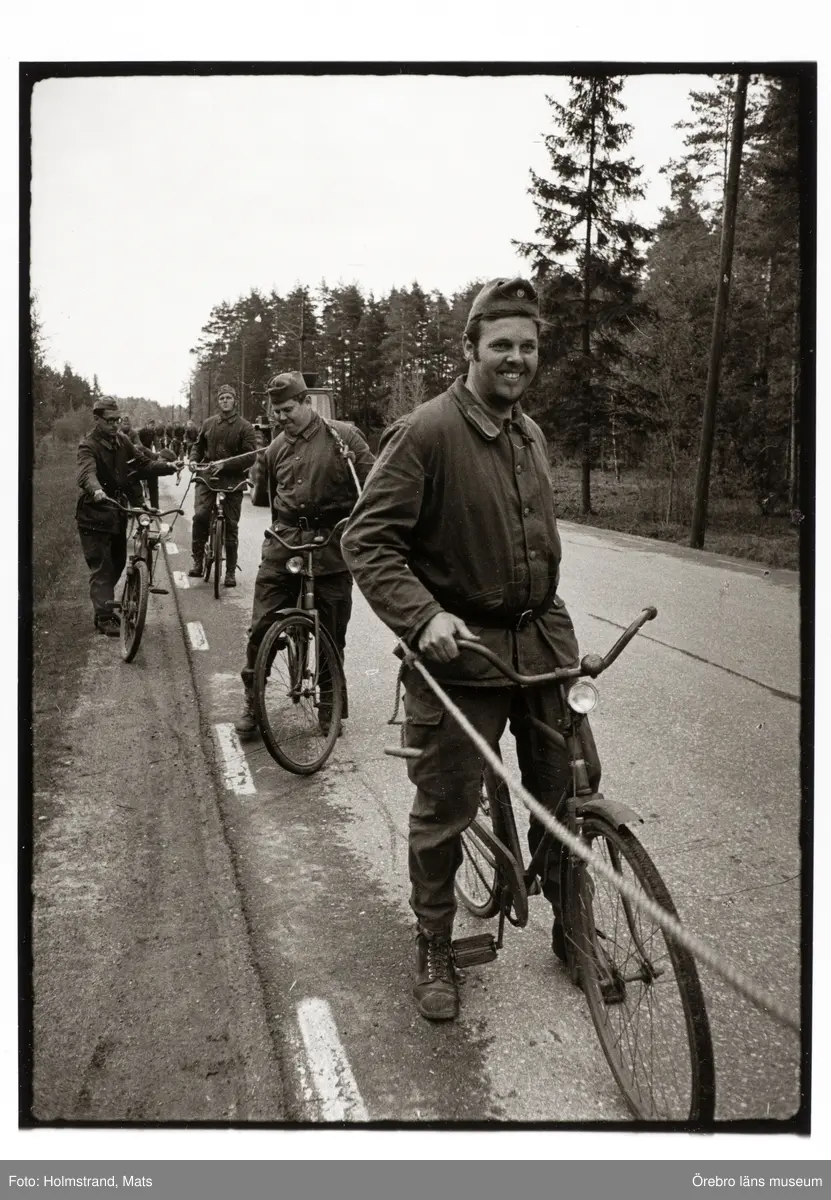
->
[417, 612, 480, 663]
[93, 488, 107, 502]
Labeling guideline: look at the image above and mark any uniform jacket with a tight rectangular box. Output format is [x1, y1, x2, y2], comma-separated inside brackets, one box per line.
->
[137, 426, 158, 451]
[341, 375, 579, 683]
[191, 411, 257, 486]
[222, 412, 375, 574]
[76, 427, 176, 533]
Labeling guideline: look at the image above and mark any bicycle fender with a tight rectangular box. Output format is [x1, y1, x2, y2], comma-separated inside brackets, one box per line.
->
[576, 793, 644, 828]
[272, 607, 307, 621]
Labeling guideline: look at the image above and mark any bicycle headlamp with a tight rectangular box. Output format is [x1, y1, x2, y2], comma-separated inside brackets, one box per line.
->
[138, 514, 152, 528]
[567, 680, 598, 714]
[286, 555, 304, 574]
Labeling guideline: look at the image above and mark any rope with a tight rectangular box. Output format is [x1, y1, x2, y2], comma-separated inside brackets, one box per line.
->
[321, 418, 362, 496]
[407, 653, 800, 1035]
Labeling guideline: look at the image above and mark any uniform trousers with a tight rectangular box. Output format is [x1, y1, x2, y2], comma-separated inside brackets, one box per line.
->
[401, 669, 601, 934]
[77, 527, 127, 621]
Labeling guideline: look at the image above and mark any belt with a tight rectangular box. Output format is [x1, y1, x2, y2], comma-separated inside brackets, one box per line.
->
[449, 600, 554, 632]
[274, 508, 350, 530]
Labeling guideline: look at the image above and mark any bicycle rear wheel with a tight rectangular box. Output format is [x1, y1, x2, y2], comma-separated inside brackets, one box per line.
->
[573, 816, 715, 1121]
[120, 560, 149, 662]
[212, 515, 224, 599]
[254, 614, 345, 774]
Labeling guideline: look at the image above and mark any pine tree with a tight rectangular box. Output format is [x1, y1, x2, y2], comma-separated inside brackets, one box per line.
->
[514, 75, 652, 512]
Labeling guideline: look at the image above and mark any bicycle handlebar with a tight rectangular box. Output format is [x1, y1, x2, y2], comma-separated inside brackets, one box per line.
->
[103, 498, 185, 518]
[264, 515, 350, 552]
[450, 606, 658, 685]
[191, 470, 250, 495]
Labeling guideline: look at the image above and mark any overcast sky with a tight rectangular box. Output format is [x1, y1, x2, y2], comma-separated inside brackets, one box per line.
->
[31, 72, 708, 405]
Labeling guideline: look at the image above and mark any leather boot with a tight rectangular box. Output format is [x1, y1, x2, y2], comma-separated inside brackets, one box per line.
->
[188, 545, 205, 577]
[234, 687, 258, 737]
[223, 544, 238, 587]
[413, 927, 459, 1021]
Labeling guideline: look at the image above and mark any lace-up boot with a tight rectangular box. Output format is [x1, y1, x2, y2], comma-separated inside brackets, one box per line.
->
[413, 927, 459, 1021]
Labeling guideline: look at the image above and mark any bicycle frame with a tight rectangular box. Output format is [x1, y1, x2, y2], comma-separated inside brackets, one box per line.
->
[262, 517, 350, 692]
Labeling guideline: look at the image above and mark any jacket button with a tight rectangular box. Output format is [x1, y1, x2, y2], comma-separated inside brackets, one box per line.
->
[529, 550, 537, 560]
[523, 506, 531, 515]
[516, 465, 523, 473]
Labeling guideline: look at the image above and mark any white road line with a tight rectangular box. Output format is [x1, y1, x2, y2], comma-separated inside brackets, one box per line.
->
[212, 723, 256, 796]
[296, 998, 368, 1122]
[187, 621, 209, 650]
[165, 542, 180, 555]
[172, 570, 190, 589]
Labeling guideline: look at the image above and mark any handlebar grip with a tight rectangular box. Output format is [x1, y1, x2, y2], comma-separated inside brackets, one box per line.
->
[644, 606, 658, 621]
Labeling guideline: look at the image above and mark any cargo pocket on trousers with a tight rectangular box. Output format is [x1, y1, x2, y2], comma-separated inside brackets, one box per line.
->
[402, 691, 444, 749]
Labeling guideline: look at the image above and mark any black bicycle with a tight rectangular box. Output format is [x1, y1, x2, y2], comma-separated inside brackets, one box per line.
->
[390, 607, 715, 1122]
[192, 467, 249, 599]
[107, 498, 184, 662]
[252, 519, 348, 775]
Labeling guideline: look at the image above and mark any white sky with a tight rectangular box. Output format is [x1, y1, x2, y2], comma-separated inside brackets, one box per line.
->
[31, 72, 704, 403]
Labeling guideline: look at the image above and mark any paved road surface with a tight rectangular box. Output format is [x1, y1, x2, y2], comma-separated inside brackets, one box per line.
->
[154, 472, 802, 1123]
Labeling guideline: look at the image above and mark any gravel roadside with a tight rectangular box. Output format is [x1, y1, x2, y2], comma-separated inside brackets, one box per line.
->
[30, 540, 285, 1122]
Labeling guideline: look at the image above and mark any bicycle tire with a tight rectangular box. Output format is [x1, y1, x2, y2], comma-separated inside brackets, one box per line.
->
[120, 560, 149, 663]
[254, 614, 345, 774]
[203, 517, 214, 583]
[213, 515, 224, 599]
[572, 816, 716, 1122]
[457, 765, 521, 919]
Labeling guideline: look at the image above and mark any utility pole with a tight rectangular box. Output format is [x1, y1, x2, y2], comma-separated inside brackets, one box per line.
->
[690, 73, 749, 549]
[299, 291, 306, 374]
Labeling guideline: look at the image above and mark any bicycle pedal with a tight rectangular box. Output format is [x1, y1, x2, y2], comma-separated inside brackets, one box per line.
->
[452, 933, 497, 967]
[149, 587, 169, 595]
[383, 746, 423, 759]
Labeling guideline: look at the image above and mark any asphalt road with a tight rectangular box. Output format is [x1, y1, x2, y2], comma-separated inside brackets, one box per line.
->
[154, 470, 803, 1124]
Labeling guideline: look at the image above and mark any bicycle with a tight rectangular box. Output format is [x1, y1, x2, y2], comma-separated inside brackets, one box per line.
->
[106, 497, 185, 662]
[388, 607, 715, 1123]
[252, 517, 349, 775]
[192, 466, 249, 599]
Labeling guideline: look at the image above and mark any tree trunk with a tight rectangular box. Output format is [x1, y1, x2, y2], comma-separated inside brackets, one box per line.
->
[690, 74, 748, 549]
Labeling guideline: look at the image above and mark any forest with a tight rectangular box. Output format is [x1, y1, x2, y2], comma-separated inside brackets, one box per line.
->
[31, 72, 807, 568]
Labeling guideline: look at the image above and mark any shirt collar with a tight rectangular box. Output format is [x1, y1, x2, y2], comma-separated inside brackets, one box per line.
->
[283, 409, 321, 444]
[448, 376, 529, 442]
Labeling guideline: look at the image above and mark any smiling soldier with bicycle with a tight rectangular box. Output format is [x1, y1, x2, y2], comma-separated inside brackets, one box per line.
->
[211, 371, 375, 738]
[342, 278, 601, 1023]
[76, 396, 179, 637]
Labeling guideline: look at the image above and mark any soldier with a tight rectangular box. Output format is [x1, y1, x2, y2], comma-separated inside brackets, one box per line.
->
[136, 418, 161, 508]
[76, 397, 178, 635]
[204, 371, 375, 736]
[118, 414, 140, 445]
[342, 278, 601, 1022]
[187, 384, 257, 587]
[183, 419, 199, 459]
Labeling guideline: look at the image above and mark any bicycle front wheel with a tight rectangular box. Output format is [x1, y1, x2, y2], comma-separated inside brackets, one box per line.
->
[212, 515, 224, 598]
[254, 614, 345, 774]
[203, 519, 214, 583]
[573, 816, 715, 1122]
[120, 560, 149, 662]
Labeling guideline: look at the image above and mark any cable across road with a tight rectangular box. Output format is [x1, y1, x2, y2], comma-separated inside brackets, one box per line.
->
[409, 655, 801, 1036]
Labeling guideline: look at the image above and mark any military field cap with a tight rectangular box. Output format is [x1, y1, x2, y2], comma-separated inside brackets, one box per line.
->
[266, 371, 308, 403]
[465, 277, 540, 332]
[217, 382, 237, 399]
[92, 396, 121, 417]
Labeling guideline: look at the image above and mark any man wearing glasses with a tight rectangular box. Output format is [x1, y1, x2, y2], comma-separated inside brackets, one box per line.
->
[76, 397, 178, 636]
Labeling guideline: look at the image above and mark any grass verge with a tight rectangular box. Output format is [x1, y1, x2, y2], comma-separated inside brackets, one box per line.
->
[550, 464, 800, 571]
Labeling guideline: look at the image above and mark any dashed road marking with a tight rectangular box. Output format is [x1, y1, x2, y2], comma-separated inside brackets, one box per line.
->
[187, 621, 209, 650]
[165, 542, 180, 555]
[296, 997, 368, 1122]
[173, 570, 190, 589]
[212, 722, 256, 795]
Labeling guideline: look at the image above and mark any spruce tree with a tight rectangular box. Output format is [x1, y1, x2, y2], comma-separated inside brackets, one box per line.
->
[514, 75, 651, 513]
